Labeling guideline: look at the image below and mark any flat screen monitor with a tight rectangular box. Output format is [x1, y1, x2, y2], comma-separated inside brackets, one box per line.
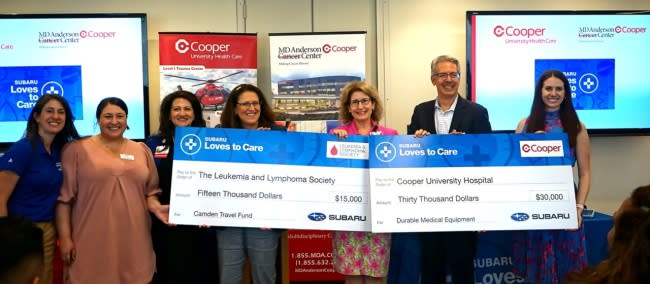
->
[0, 13, 149, 148]
[467, 10, 650, 134]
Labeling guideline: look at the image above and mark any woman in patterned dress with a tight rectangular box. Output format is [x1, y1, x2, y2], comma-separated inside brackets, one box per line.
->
[513, 70, 591, 283]
[330, 81, 396, 284]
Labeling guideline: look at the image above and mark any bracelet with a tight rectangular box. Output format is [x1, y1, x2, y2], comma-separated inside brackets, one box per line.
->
[576, 204, 585, 209]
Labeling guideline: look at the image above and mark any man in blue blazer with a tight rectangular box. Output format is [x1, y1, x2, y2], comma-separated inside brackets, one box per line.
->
[407, 55, 492, 284]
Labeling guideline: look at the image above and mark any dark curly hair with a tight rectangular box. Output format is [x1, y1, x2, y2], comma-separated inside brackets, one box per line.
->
[157, 90, 206, 147]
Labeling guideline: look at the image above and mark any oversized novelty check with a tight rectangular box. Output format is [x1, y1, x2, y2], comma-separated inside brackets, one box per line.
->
[368, 133, 578, 233]
[169, 127, 371, 231]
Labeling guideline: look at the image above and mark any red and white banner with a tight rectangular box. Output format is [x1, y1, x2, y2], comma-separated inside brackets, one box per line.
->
[159, 33, 257, 127]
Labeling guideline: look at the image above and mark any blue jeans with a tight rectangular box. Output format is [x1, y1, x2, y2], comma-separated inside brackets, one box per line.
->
[217, 227, 280, 284]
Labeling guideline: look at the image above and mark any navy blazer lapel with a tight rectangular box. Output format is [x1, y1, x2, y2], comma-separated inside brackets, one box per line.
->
[449, 96, 468, 132]
[429, 100, 439, 134]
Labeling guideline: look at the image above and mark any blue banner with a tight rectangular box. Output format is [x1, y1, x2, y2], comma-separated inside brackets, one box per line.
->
[0, 65, 83, 121]
[535, 58, 615, 110]
[174, 126, 368, 168]
[368, 133, 572, 168]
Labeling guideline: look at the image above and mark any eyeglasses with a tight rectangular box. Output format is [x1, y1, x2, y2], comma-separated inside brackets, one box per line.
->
[236, 101, 261, 108]
[433, 72, 460, 80]
[350, 98, 372, 107]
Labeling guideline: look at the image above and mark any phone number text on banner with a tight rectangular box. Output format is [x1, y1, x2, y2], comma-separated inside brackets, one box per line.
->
[368, 133, 579, 233]
[170, 127, 371, 231]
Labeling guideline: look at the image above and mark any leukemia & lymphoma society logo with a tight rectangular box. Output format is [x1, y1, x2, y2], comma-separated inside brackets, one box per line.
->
[326, 141, 368, 160]
[374, 141, 397, 163]
[180, 133, 202, 155]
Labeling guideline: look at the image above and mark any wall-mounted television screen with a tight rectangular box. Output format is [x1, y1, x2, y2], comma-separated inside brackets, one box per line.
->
[467, 10, 650, 134]
[0, 13, 149, 147]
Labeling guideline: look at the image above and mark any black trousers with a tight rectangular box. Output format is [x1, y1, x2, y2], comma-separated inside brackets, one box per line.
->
[151, 218, 219, 284]
[419, 231, 477, 284]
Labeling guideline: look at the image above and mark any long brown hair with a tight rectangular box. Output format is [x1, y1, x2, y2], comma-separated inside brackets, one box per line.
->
[25, 94, 80, 150]
[566, 185, 650, 283]
[220, 84, 275, 129]
[526, 70, 582, 148]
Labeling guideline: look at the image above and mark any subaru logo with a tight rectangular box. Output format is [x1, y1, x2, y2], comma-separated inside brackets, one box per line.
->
[511, 213, 529, 222]
[308, 212, 326, 221]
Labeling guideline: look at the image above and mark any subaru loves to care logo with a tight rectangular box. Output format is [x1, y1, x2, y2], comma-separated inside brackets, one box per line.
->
[179, 133, 202, 155]
[511, 213, 530, 222]
[41, 81, 65, 97]
[375, 141, 397, 163]
[578, 73, 599, 94]
[308, 212, 326, 221]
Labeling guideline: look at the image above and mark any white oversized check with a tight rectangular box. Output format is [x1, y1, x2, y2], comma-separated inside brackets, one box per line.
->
[368, 133, 578, 233]
[169, 127, 371, 231]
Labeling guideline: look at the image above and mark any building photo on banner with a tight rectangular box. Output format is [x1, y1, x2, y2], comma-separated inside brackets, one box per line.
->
[268, 31, 367, 282]
[269, 32, 366, 133]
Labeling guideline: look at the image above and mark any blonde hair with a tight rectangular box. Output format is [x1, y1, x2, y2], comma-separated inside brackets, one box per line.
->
[338, 81, 384, 123]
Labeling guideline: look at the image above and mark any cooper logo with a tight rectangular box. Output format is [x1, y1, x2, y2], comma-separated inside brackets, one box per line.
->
[615, 25, 647, 34]
[322, 44, 357, 54]
[175, 38, 231, 54]
[532, 213, 570, 220]
[493, 25, 546, 38]
[175, 39, 190, 53]
[79, 30, 116, 39]
[520, 140, 564, 157]
[510, 213, 529, 222]
[328, 215, 367, 221]
[307, 212, 326, 221]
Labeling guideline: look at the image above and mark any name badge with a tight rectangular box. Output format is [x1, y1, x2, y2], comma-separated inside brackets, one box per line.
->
[154, 145, 169, 159]
[120, 153, 135, 160]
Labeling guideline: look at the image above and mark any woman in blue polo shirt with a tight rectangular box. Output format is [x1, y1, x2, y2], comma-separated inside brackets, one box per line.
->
[0, 94, 80, 284]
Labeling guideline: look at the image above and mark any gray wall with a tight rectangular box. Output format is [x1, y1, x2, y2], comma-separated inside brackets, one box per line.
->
[4, 0, 649, 213]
